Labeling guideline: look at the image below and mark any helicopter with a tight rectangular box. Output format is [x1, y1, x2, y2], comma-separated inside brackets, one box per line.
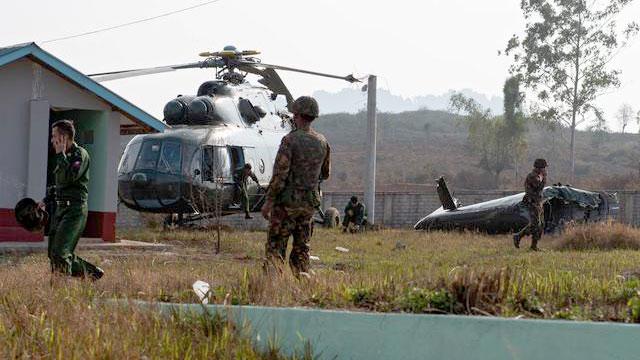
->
[90, 46, 359, 227]
[414, 177, 619, 234]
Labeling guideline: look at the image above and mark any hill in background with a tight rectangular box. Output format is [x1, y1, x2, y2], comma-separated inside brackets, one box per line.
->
[314, 109, 640, 192]
[313, 88, 504, 115]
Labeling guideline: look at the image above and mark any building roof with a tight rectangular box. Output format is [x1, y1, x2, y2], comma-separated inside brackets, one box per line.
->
[0, 42, 166, 133]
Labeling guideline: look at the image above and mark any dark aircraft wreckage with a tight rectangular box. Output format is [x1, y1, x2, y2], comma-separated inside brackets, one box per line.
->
[414, 177, 619, 234]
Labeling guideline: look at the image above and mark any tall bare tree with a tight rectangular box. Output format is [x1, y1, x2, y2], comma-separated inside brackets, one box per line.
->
[616, 103, 634, 133]
[504, 0, 638, 181]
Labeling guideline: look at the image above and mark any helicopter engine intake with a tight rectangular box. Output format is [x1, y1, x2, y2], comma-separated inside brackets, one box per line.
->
[163, 95, 221, 126]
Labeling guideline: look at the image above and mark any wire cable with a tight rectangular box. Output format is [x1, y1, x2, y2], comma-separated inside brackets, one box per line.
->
[42, 0, 224, 44]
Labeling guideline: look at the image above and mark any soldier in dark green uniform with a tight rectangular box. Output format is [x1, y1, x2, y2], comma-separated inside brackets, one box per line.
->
[234, 163, 261, 219]
[45, 120, 103, 280]
[261, 96, 330, 276]
[513, 158, 548, 251]
[342, 196, 366, 233]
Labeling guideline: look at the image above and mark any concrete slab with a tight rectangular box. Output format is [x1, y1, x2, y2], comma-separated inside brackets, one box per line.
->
[0, 237, 171, 254]
[118, 300, 640, 360]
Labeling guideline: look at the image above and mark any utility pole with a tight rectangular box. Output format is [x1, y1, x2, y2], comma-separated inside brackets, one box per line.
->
[365, 75, 377, 224]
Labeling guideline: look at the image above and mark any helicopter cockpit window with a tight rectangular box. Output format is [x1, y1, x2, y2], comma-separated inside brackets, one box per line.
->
[134, 141, 161, 170]
[202, 146, 231, 182]
[118, 140, 142, 175]
[157, 142, 182, 175]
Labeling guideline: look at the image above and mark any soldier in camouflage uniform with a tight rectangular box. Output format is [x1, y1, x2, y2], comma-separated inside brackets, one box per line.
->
[234, 163, 261, 219]
[261, 96, 331, 276]
[513, 158, 548, 251]
[45, 120, 103, 280]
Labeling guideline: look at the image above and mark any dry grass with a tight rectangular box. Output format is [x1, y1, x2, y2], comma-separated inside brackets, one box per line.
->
[553, 221, 640, 251]
[3, 224, 640, 356]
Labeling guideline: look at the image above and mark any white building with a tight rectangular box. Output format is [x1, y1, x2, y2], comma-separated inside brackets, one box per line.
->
[0, 42, 166, 242]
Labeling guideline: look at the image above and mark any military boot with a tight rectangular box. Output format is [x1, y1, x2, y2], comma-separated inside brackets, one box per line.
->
[529, 238, 539, 251]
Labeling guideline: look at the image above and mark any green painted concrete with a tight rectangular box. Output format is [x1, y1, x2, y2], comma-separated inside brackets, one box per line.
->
[120, 301, 640, 360]
[69, 110, 108, 211]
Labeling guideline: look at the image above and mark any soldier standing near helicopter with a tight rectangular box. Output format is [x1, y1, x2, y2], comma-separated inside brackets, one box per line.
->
[234, 163, 261, 219]
[513, 158, 548, 251]
[261, 96, 331, 276]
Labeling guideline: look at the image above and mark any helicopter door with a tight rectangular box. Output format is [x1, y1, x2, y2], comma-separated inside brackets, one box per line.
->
[228, 146, 245, 173]
[202, 146, 231, 182]
[242, 147, 264, 211]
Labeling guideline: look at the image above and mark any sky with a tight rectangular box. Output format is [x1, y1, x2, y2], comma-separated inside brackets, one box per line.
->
[3, 0, 639, 132]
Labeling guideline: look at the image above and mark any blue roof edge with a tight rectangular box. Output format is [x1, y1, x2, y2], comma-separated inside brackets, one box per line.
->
[0, 43, 166, 133]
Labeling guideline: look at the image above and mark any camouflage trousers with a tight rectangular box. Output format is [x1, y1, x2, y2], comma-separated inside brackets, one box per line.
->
[264, 204, 314, 275]
[515, 202, 544, 246]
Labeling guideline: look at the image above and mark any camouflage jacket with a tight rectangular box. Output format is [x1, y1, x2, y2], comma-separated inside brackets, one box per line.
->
[53, 143, 90, 202]
[266, 126, 331, 207]
[522, 169, 545, 205]
[235, 167, 259, 189]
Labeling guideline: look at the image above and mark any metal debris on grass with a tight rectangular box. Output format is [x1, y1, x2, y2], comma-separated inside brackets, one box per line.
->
[192, 280, 210, 304]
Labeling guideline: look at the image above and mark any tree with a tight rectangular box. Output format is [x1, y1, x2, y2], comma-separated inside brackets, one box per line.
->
[504, 0, 638, 181]
[502, 77, 528, 182]
[588, 106, 610, 145]
[449, 93, 511, 188]
[616, 103, 634, 133]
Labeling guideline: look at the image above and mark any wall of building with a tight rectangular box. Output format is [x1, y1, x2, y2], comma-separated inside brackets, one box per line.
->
[0, 58, 111, 209]
[322, 190, 640, 228]
[0, 58, 129, 241]
[116, 190, 640, 231]
[0, 59, 36, 208]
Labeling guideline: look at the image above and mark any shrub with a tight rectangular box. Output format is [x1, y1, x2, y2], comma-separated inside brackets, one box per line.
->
[553, 221, 640, 251]
[344, 287, 376, 307]
[397, 288, 453, 313]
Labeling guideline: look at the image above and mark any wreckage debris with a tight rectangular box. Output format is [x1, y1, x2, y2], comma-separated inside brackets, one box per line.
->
[192, 280, 210, 304]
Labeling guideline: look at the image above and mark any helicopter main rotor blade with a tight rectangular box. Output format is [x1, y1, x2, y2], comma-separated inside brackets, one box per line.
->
[237, 61, 360, 83]
[88, 61, 209, 82]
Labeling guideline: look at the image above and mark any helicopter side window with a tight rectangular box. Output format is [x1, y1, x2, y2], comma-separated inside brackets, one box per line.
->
[134, 141, 161, 170]
[202, 146, 231, 182]
[238, 98, 262, 123]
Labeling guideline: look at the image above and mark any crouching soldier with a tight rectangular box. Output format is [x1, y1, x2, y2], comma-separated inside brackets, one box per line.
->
[342, 196, 366, 233]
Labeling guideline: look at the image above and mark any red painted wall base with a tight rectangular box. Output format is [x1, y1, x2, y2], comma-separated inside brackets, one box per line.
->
[0, 209, 116, 243]
[0, 209, 44, 242]
[85, 211, 116, 242]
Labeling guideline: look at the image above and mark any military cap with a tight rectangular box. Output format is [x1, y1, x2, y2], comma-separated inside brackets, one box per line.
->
[291, 96, 320, 118]
[14, 198, 48, 232]
[534, 158, 548, 169]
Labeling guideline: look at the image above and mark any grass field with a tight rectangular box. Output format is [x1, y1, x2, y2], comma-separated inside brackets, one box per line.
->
[2, 223, 640, 357]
